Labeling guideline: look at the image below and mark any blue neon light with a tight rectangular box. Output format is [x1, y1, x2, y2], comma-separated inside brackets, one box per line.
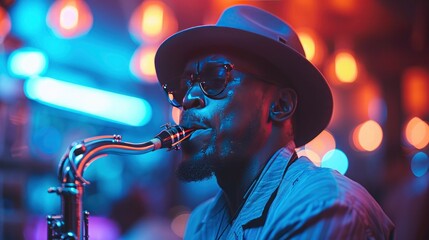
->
[321, 149, 349, 175]
[24, 77, 152, 126]
[8, 48, 48, 77]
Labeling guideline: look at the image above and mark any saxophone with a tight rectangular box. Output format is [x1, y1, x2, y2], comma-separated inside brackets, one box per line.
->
[46, 124, 194, 240]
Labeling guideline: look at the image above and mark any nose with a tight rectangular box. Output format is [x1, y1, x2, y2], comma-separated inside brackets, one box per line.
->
[182, 84, 206, 110]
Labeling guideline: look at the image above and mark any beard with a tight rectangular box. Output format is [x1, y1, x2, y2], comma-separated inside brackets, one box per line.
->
[175, 138, 216, 182]
[175, 125, 261, 182]
[175, 155, 214, 182]
[175, 139, 248, 182]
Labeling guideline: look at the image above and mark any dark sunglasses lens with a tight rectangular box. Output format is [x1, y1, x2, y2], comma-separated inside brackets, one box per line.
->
[200, 65, 229, 96]
[200, 79, 226, 96]
[167, 64, 232, 106]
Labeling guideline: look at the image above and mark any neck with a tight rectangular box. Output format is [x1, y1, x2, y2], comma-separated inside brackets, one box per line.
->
[215, 159, 260, 215]
[215, 135, 291, 215]
[214, 123, 295, 216]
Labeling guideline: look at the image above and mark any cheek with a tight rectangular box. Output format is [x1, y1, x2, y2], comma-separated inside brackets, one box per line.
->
[218, 94, 269, 138]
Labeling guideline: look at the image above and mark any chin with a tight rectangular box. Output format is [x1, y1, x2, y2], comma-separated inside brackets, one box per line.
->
[176, 153, 214, 182]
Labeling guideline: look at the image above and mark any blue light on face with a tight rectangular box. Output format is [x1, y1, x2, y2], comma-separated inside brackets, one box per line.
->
[321, 149, 349, 175]
[411, 152, 429, 177]
[8, 48, 48, 77]
[23, 77, 152, 126]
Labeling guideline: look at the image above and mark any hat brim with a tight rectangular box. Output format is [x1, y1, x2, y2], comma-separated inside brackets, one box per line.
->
[155, 26, 333, 147]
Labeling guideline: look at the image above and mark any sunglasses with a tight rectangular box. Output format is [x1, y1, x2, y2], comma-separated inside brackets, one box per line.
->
[162, 62, 237, 107]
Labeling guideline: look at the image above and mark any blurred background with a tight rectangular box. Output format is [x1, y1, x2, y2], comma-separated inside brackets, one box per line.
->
[0, 0, 428, 239]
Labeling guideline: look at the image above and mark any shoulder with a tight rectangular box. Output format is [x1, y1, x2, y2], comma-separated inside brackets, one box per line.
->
[265, 157, 394, 238]
[281, 156, 375, 206]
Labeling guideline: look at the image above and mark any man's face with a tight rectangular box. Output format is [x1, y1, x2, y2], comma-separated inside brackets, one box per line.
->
[176, 54, 276, 181]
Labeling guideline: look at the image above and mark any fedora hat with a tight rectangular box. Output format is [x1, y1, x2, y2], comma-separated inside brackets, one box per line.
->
[155, 5, 333, 147]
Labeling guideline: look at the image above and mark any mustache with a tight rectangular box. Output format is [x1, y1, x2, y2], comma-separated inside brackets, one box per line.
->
[180, 111, 211, 129]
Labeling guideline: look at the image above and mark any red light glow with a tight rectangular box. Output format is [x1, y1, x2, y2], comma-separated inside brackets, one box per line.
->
[402, 67, 429, 116]
[0, 6, 11, 41]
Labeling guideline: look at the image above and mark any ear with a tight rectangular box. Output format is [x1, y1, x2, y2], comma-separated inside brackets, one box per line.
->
[269, 88, 297, 122]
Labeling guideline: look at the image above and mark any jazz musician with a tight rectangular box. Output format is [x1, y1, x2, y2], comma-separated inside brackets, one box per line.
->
[154, 5, 395, 239]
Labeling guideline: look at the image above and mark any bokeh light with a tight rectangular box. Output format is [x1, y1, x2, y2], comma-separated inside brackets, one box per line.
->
[321, 149, 349, 175]
[402, 67, 429, 116]
[129, 0, 178, 43]
[298, 32, 315, 60]
[130, 45, 158, 83]
[352, 120, 383, 152]
[329, 0, 357, 14]
[170, 212, 190, 238]
[335, 51, 358, 83]
[47, 0, 93, 38]
[141, 4, 163, 36]
[8, 48, 48, 77]
[297, 29, 326, 66]
[410, 152, 429, 177]
[297, 148, 321, 166]
[304, 130, 336, 163]
[24, 77, 152, 126]
[171, 107, 181, 125]
[404, 117, 429, 149]
[0, 6, 11, 42]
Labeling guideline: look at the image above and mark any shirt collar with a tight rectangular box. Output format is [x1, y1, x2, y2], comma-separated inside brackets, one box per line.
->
[238, 143, 296, 225]
[202, 143, 296, 225]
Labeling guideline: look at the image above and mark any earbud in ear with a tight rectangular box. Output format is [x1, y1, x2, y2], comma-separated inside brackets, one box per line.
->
[269, 88, 297, 122]
[269, 102, 292, 122]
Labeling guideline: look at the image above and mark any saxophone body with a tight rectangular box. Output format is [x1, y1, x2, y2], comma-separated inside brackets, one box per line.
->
[46, 124, 193, 240]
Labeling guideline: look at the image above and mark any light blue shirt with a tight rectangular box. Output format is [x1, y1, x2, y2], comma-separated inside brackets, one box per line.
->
[185, 147, 395, 239]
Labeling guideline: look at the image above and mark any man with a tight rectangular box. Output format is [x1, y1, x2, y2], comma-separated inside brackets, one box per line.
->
[155, 5, 395, 240]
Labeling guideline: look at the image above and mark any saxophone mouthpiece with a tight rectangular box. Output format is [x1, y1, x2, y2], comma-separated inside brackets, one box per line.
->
[154, 124, 194, 149]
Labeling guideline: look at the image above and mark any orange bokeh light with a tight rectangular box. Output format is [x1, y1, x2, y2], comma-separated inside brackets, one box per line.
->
[329, 0, 357, 14]
[404, 117, 429, 149]
[304, 130, 336, 163]
[297, 29, 326, 66]
[171, 107, 181, 125]
[402, 67, 429, 116]
[142, 4, 164, 36]
[129, 1, 178, 43]
[298, 32, 315, 60]
[297, 148, 321, 166]
[130, 45, 158, 83]
[352, 120, 383, 152]
[47, 0, 93, 38]
[335, 51, 358, 83]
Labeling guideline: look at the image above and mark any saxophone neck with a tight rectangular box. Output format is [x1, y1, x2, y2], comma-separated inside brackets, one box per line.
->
[57, 124, 194, 185]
